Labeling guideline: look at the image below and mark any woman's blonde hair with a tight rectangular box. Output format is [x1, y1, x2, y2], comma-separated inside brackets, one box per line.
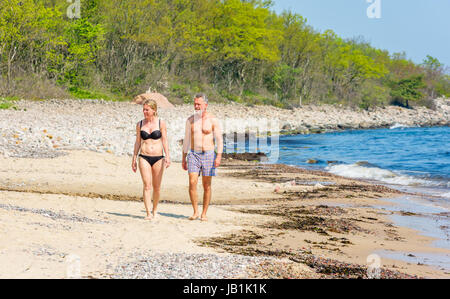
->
[143, 99, 158, 116]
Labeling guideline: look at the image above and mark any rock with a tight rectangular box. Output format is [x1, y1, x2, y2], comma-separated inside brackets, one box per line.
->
[132, 93, 175, 109]
[222, 152, 267, 161]
[307, 159, 318, 164]
[282, 124, 292, 131]
[314, 183, 325, 189]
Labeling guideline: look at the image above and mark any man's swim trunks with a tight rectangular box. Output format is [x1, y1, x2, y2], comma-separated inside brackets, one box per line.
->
[187, 150, 216, 176]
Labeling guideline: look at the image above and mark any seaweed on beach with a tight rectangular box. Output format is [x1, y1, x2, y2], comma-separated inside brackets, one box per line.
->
[222, 152, 267, 162]
[238, 204, 366, 235]
[0, 186, 143, 202]
[197, 230, 264, 249]
[283, 183, 400, 202]
[240, 204, 347, 218]
[223, 162, 403, 199]
[267, 216, 365, 235]
[196, 231, 420, 279]
[290, 255, 420, 279]
[195, 202, 420, 278]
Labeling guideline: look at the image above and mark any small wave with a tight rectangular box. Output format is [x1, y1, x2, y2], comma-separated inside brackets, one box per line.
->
[389, 123, 410, 130]
[326, 163, 438, 187]
[355, 161, 379, 168]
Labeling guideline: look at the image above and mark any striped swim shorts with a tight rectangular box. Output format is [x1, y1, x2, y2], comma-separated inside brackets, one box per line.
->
[187, 150, 216, 176]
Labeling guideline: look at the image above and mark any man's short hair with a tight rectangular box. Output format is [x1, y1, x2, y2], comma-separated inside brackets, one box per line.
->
[194, 93, 208, 104]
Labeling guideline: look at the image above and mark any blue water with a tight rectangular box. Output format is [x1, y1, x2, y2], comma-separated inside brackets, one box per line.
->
[273, 125, 450, 270]
[277, 126, 450, 183]
[225, 126, 450, 198]
[225, 126, 450, 260]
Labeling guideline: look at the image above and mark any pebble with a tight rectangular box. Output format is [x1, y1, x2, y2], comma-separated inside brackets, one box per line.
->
[0, 203, 109, 224]
[109, 252, 279, 279]
[0, 98, 448, 161]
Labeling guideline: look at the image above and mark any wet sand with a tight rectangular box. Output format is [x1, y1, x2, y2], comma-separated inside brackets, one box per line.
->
[0, 150, 449, 278]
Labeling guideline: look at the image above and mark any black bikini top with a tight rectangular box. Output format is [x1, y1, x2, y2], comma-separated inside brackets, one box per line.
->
[140, 119, 162, 140]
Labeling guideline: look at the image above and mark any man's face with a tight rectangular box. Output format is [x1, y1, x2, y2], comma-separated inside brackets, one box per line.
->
[194, 97, 207, 112]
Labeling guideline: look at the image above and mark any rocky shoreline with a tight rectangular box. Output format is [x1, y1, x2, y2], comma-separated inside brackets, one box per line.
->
[0, 98, 449, 161]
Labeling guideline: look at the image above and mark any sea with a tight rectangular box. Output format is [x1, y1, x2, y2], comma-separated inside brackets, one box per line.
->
[225, 125, 450, 272]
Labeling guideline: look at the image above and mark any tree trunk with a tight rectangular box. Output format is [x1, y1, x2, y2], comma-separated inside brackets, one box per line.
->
[7, 46, 17, 94]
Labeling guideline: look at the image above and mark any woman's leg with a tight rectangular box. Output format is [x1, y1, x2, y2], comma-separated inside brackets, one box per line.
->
[138, 157, 153, 219]
[151, 157, 165, 217]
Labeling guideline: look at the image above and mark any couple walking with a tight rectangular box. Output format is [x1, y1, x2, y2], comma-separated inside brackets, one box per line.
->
[131, 93, 223, 221]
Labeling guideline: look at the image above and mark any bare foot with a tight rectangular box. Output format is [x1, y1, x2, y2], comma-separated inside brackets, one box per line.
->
[152, 212, 159, 220]
[200, 216, 208, 222]
[188, 215, 199, 220]
[144, 214, 153, 220]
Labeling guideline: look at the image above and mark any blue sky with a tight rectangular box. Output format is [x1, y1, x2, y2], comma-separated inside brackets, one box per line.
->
[271, 0, 450, 68]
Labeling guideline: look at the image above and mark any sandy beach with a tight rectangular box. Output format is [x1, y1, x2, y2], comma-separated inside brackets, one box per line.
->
[1, 150, 449, 278]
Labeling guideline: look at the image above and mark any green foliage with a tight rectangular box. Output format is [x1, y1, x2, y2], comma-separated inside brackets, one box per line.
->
[221, 91, 243, 103]
[389, 75, 426, 108]
[60, 18, 105, 86]
[0, 0, 448, 108]
[170, 83, 195, 104]
[359, 81, 390, 110]
[0, 96, 18, 109]
[435, 75, 450, 97]
[68, 86, 126, 101]
[422, 55, 442, 71]
[266, 63, 302, 100]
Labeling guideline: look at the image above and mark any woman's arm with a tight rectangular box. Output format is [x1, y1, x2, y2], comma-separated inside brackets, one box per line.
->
[132, 122, 141, 172]
[160, 119, 171, 168]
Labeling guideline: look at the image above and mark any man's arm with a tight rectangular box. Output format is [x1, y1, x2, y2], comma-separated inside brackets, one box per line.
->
[212, 117, 223, 167]
[182, 118, 191, 170]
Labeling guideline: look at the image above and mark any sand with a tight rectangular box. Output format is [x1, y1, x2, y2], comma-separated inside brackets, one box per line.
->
[0, 150, 449, 278]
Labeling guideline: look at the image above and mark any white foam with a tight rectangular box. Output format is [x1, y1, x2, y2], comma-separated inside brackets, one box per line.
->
[389, 123, 410, 129]
[326, 163, 436, 187]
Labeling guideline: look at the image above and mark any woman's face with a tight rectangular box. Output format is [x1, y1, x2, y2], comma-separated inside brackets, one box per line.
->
[143, 104, 155, 118]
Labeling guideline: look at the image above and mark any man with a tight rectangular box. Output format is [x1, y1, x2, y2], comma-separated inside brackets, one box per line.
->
[182, 93, 223, 221]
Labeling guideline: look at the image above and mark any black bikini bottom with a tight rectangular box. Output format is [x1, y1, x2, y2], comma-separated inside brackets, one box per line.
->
[139, 154, 164, 167]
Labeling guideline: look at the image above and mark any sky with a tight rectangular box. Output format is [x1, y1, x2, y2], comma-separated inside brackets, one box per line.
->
[271, 0, 450, 68]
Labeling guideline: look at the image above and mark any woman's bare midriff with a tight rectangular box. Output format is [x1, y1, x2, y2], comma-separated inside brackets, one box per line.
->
[140, 140, 163, 156]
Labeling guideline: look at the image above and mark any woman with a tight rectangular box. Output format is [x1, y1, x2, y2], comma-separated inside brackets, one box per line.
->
[132, 99, 171, 220]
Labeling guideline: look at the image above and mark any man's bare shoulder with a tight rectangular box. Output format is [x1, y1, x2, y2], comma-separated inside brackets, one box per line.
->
[187, 115, 195, 123]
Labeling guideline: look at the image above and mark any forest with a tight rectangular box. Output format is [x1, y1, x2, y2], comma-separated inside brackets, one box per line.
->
[1, 0, 449, 109]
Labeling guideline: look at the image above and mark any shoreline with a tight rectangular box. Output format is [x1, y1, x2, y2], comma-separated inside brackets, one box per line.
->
[278, 124, 450, 137]
[1, 150, 449, 278]
[1, 98, 449, 278]
[1, 98, 449, 161]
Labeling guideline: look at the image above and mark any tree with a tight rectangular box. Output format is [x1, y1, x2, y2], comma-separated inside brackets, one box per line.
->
[421, 55, 445, 99]
[320, 31, 387, 103]
[275, 11, 322, 103]
[197, 0, 282, 93]
[0, 0, 62, 94]
[389, 75, 425, 108]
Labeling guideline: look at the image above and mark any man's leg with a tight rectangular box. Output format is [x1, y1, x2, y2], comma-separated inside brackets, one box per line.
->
[188, 172, 200, 220]
[201, 176, 212, 221]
